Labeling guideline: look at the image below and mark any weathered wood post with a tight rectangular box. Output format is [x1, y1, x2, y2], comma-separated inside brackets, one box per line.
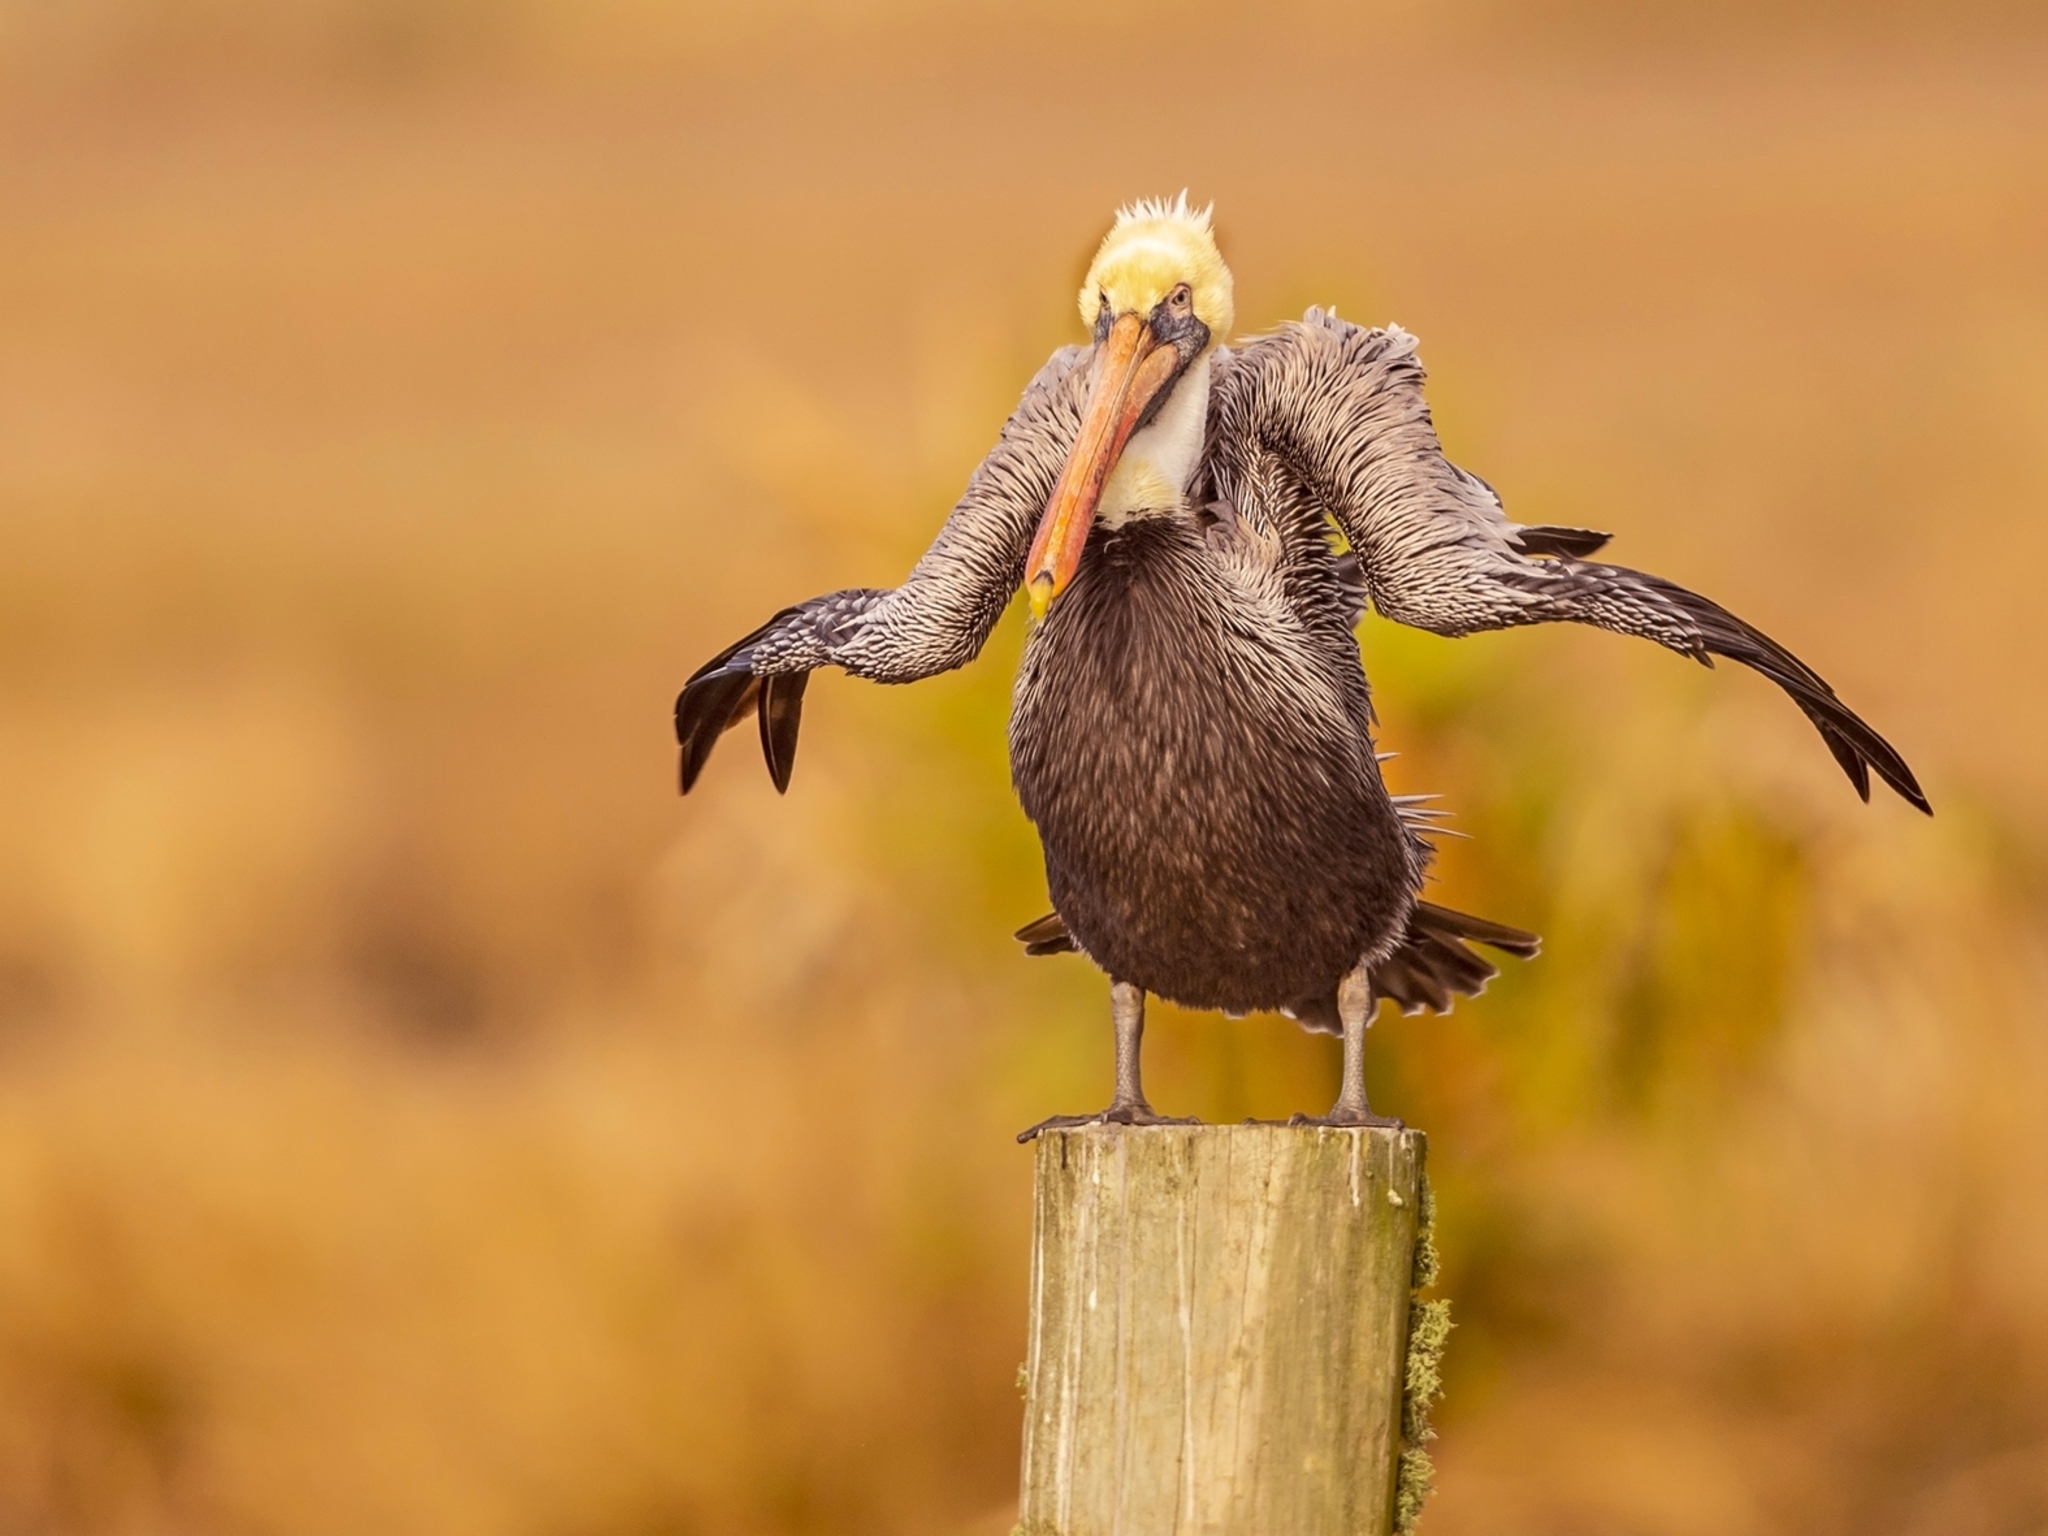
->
[1017, 1124, 1435, 1536]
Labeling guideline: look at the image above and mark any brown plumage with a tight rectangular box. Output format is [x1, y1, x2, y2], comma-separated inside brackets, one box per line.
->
[674, 200, 1926, 1134]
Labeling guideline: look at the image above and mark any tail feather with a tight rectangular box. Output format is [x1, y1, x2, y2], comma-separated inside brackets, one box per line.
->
[1012, 898, 1540, 1024]
[1366, 900, 1539, 1017]
[1408, 899, 1541, 959]
[1014, 912, 1079, 957]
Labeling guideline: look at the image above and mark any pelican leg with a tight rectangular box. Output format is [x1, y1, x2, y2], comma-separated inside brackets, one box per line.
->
[1017, 982, 1201, 1142]
[1293, 961, 1404, 1130]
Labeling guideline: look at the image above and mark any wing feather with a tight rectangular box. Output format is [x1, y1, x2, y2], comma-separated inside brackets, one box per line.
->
[1210, 311, 1929, 814]
[672, 346, 1088, 794]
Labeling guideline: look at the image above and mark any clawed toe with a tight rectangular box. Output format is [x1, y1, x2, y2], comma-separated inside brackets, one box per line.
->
[1016, 1113, 1097, 1143]
[1018, 1105, 1402, 1141]
[1288, 1109, 1406, 1130]
[1105, 1104, 1201, 1130]
[1017, 1104, 1204, 1143]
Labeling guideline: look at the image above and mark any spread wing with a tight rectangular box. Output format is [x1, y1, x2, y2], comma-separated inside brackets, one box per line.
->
[674, 345, 1089, 793]
[1210, 310, 1929, 813]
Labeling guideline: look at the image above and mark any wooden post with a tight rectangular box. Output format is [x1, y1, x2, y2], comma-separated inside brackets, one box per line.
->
[1017, 1124, 1426, 1536]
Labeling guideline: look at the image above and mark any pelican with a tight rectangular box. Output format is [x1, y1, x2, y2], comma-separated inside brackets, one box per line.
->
[676, 195, 1928, 1137]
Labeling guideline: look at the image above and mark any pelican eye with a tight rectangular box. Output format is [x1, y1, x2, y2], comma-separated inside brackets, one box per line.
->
[1168, 284, 1191, 310]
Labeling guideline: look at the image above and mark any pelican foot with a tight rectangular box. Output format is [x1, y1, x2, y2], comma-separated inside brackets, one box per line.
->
[1288, 1109, 1407, 1131]
[1016, 1103, 1203, 1144]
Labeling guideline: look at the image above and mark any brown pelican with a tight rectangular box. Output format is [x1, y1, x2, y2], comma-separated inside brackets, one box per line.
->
[676, 195, 1928, 1136]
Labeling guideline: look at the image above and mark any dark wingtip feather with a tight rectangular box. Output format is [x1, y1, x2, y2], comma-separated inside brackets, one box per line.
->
[683, 605, 803, 688]
[1792, 707, 1873, 803]
[1513, 524, 1613, 559]
[1781, 667, 1930, 812]
[1617, 566, 1932, 815]
[676, 672, 757, 794]
[675, 603, 821, 796]
[758, 672, 809, 795]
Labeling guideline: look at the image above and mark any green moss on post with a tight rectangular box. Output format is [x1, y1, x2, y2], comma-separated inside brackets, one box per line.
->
[1393, 1176, 1452, 1535]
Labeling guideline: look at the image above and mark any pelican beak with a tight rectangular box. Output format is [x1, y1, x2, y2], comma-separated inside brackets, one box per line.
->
[1025, 312, 1182, 619]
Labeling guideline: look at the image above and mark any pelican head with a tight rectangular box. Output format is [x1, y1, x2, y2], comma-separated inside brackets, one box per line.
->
[1026, 195, 1234, 619]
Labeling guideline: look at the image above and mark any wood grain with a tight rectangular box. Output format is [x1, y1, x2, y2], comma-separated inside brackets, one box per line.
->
[1018, 1124, 1423, 1536]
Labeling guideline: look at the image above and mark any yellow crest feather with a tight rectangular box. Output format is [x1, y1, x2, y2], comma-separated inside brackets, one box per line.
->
[1079, 192, 1234, 342]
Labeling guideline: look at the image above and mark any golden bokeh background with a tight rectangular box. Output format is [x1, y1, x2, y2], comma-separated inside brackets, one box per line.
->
[3, 3, 2046, 1532]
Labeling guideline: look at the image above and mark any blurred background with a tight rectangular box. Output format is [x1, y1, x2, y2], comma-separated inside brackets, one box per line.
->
[2, 1, 2046, 1532]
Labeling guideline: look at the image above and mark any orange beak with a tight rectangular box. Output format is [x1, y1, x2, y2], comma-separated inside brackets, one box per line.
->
[1024, 312, 1183, 620]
